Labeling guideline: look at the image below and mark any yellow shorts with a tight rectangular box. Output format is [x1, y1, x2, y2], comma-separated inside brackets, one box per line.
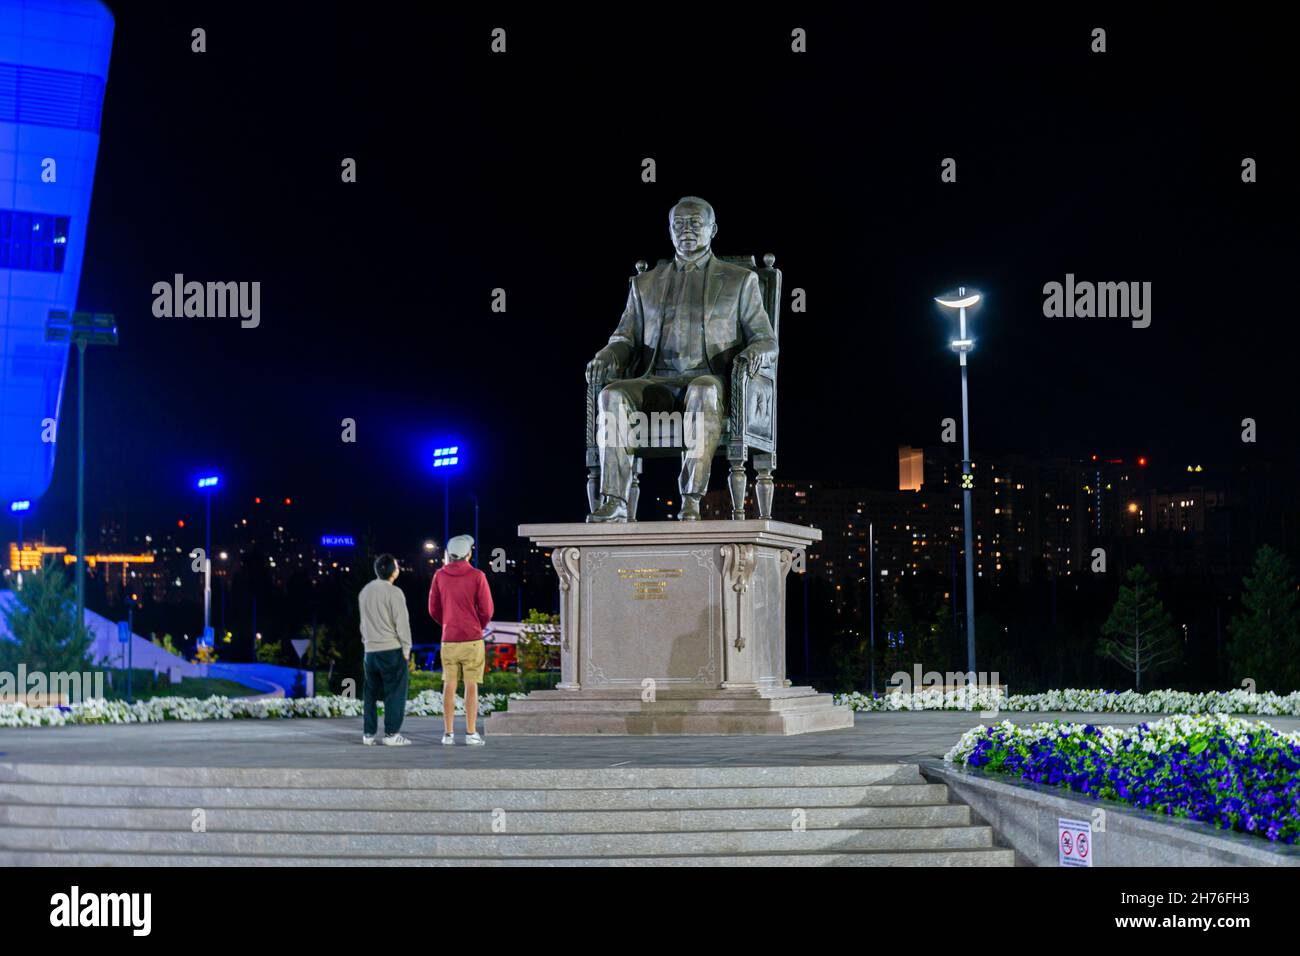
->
[441, 639, 485, 684]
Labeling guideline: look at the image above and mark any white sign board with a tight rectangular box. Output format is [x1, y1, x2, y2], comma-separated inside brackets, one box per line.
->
[1058, 817, 1093, 867]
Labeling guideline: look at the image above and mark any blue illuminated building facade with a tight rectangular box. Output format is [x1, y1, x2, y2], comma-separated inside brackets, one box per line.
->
[0, 0, 113, 502]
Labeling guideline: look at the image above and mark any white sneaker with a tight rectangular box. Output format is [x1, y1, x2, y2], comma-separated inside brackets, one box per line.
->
[441, 733, 456, 745]
[362, 734, 376, 746]
[383, 733, 412, 747]
[465, 732, 485, 746]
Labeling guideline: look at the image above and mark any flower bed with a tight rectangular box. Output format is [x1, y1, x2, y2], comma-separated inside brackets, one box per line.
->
[945, 714, 1300, 844]
[834, 687, 1300, 716]
[0, 690, 525, 728]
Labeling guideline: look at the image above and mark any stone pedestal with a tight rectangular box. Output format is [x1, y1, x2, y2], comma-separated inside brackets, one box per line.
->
[489, 520, 853, 736]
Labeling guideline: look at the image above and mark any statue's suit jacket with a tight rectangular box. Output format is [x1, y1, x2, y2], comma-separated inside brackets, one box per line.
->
[605, 254, 777, 379]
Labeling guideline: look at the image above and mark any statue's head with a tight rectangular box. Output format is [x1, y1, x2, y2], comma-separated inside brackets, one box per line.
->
[669, 196, 717, 259]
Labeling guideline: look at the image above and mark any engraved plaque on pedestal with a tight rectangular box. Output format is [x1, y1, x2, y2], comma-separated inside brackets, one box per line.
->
[583, 548, 719, 687]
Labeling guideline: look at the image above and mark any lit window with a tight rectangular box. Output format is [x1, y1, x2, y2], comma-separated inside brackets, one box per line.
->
[0, 210, 70, 271]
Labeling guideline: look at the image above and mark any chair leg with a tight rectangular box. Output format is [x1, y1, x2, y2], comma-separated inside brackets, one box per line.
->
[728, 461, 747, 520]
[628, 460, 642, 521]
[586, 466, 600, 514]
[754, 453, 775, 519]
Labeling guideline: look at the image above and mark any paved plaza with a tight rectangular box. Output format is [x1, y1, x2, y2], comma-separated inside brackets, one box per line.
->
[4, 710, 1297, 771]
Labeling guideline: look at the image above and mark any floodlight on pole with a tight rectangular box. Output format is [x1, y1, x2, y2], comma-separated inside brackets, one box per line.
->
[195, 473, 221, 637]
[934, 287, 981, 675]
[9, 500, 31, 549]
[432, 445, 462, 547]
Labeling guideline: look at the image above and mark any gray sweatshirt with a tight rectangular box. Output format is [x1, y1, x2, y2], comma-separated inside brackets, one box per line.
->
[358, 578, 412, 654]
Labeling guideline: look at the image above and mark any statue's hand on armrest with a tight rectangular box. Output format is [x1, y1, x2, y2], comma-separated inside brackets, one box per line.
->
[735, 343, 777, 378]
[586, 348, 622, 386]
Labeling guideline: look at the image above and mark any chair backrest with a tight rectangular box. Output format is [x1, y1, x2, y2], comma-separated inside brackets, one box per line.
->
[719, 254, 782, 341]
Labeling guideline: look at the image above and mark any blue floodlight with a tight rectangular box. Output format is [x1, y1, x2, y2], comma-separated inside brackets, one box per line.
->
[9, 500, 31, 513]
[196, 475, 220, 489]
[433, 445, 462, 468]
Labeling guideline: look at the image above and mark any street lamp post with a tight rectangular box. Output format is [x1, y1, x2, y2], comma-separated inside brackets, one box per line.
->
[868, 520, 876, 695]
[935, 288, 981, 675]
[470, 493, 481, 567]
[45, 310, 117, 631]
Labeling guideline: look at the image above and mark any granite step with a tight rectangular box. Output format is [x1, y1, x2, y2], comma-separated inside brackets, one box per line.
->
[0, 802, 972, 833]
[0, 848, 1017, 866]
[0, 823, 996, 856]
[487, 707, 855, 735]
[504, 694, 840, 714]
[0, 781, 952, 811]
[0, 762, 923, 789]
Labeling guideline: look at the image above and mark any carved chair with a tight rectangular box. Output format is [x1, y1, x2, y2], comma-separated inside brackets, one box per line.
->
[585, 253, 782, 520]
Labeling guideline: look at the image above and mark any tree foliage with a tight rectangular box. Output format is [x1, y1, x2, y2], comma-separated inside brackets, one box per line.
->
[1098, 564, 1180, 691]
[0, 563, 93, 673]
[1228, 545, 1300, 693]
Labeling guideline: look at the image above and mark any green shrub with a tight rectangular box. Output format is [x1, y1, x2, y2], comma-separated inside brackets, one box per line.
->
[408, 671, 442, 695]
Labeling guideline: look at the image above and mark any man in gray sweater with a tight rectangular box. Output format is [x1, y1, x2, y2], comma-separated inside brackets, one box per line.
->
[359, 553, 413, 746]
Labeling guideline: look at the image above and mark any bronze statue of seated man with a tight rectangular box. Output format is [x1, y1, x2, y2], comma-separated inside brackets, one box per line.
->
[585, 196, 778, 522]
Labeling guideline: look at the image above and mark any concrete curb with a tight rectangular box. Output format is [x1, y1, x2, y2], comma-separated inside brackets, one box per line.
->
[919, 759, 1300, 867]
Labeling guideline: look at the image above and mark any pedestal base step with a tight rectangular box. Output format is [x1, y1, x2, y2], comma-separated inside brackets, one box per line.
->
[488, 686, 854, 736]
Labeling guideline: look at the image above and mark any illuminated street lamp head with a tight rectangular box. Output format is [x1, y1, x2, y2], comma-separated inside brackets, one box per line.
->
[935, 286, 982, 310]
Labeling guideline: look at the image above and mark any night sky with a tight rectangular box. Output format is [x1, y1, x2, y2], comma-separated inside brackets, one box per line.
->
[33, 5, 1299, 556]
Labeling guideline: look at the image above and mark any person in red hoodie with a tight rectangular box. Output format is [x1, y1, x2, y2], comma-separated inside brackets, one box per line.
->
[428, 534, 494, 745]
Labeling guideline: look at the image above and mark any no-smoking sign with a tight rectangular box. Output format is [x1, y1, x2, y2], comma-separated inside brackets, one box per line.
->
[1058, 817, 1093, 867]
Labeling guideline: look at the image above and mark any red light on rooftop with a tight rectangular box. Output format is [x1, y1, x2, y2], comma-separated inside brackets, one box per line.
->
[284, 497, 292, 505]
[1138, 456, 1148, 467]
[1090, 454, 1098, 461]
[254, 497, 262, 504]
[177, 519, 185, 528]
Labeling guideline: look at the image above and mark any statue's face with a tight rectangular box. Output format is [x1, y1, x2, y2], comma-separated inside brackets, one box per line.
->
[669, 203, 716, 258]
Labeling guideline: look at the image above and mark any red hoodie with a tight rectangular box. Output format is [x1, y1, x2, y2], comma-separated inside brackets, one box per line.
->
[428, 560, 494, 643]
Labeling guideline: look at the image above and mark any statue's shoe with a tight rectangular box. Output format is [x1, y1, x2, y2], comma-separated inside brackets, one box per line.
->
[677, 495, 702, 521]
[586, 498, 628, 522]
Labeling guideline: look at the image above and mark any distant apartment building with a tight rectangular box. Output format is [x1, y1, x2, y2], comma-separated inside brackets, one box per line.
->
[705, 445, 1244, 620]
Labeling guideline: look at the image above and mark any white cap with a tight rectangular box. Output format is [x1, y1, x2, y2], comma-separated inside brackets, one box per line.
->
[447, 535, 474, 560]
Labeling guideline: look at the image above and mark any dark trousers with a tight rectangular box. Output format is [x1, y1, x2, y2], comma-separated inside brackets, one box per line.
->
[363, 649, 409, 736]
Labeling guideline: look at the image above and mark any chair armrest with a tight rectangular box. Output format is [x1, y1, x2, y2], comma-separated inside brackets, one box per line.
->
[586, 374, 603, 452]
[729, 360, 777, 451]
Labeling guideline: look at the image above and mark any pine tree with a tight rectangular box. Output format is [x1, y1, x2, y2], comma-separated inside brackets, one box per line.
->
[881, 590, 915, 677]
[1097, 564, 1180, 691]
[1228, 545, 1300, 693]
[0, 563, 93, 673]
